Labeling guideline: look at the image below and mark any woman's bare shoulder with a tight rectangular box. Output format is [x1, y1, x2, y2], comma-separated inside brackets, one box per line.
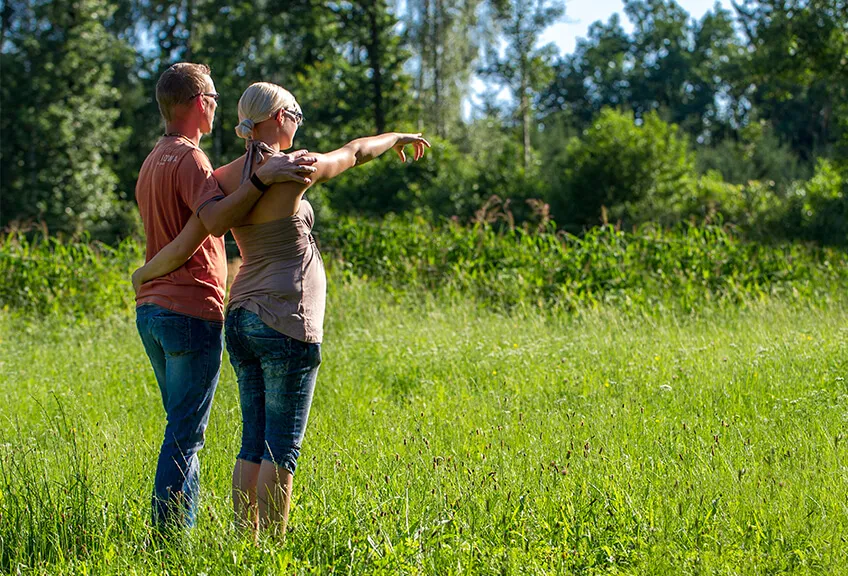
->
[213, 155, 247, 195]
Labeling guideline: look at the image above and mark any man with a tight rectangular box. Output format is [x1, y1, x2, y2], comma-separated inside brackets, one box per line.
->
[134, 62, 317, 528]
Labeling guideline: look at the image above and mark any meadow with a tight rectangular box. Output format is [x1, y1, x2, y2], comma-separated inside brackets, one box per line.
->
[1, 225, 847, 574]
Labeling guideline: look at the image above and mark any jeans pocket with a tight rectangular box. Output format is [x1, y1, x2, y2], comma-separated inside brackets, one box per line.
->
[247, 330, 293, 360]
[239, 316, 294, 359]
[155, 314, 192, 356]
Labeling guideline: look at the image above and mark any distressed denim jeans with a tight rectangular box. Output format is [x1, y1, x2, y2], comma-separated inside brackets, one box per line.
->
[136, 303, 223, 528]
[225, 307, 321, 475]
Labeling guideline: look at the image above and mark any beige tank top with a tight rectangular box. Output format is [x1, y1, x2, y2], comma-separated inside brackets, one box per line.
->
[227, 199, 326, 343]
[227, 143, 326, 342]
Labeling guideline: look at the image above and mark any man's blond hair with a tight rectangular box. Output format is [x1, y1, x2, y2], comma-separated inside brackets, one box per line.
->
[155, 63, 211, 123]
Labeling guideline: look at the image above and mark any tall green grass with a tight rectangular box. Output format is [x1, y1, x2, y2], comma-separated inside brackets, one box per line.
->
[0, 231, 141, 319]
[323, 217, 848, 310]
[0, 286, 846, 574]
[1, 221, 846, 573]
[3, 219, 847, 320]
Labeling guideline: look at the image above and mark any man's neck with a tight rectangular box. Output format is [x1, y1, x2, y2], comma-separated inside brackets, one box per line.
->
[164, 122, 203, 147]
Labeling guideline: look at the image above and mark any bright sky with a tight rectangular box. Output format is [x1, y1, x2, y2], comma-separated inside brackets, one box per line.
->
[540, 0, 736, 54]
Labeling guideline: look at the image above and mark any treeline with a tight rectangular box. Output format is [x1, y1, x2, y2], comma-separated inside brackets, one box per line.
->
[1, 0, 846, 242]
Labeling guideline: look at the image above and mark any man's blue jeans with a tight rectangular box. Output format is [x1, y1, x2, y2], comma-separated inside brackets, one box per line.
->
[136, 303, 223, 528]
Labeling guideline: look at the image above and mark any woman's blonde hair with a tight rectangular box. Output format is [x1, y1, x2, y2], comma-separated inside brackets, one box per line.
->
[234, 82, 300, 140]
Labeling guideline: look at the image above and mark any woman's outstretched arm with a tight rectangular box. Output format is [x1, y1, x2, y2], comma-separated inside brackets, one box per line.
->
[311, 133, 430, 184]
[131, 215, 208, 294]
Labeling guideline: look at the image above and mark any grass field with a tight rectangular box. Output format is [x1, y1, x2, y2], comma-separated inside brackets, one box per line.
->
[1, 282, 846, 575]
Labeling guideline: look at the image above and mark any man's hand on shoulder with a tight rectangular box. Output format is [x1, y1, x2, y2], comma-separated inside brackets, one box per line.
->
[255, 149, 318, 186]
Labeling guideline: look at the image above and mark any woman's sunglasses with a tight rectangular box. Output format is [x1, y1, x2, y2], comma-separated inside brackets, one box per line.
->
[284, 109, 303, 126]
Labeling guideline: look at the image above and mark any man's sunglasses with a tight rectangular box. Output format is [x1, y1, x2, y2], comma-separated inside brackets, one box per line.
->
[284, 108, 303, 126]
[191, 92, 220, 102]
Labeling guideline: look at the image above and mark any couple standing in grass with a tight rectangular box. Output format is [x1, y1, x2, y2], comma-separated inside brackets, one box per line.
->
[132, 62, 429, 539]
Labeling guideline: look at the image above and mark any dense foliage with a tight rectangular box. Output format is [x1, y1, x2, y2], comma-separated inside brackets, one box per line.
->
[0, 231, 141, 318]
[551, 109, 695, 228]
[1, 0, 846, 242]
[3, 218, 846, 320]
[321, 216, 848, 310]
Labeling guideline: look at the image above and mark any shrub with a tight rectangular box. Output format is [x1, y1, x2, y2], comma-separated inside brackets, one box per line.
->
[550, 109, 695, 229]
[464, 119, 551, 224]
[3, 217, 846, 320]
[782, 159, 847, 245]
[696, 123, 812, 194]
[322, 136, 481, 219]
[322, 128, 550, 226]
[322, 215, 848, 311]
[0, 231, 141, 319]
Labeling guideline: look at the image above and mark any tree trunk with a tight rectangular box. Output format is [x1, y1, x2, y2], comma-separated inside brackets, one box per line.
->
[433, 0, 443, 136]
[366, 2, 385, 133]
[520, 53, 530, 169]
[185, 0, 194, 60]
[416, 0, 429, 131]
[820, 100, 831, 148]
[521, 86, 530, 169]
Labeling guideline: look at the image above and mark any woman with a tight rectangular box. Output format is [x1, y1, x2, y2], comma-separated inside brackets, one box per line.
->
[132, 81, 430, 539]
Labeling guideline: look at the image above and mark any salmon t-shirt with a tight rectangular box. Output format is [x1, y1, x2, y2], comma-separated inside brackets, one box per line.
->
[135, 135, 227, 322]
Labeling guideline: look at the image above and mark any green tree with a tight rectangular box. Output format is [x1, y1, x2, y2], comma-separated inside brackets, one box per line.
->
[624, 0, 692, 120]
[481, 0, 564, 169]
[540, 14, 633, 133]
[541, 2, 747, 140]
[0, 0, 132, 236]
[404, 0, 482, 139]
[689, 4, 748, 141]
[624, 0, 747, 136]
[343, 0, 413, 135]
[552, 108, 695, 228]
[735, 0, 848, 159]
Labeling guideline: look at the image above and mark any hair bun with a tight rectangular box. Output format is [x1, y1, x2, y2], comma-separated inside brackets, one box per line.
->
[234, 118, 255, 139]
